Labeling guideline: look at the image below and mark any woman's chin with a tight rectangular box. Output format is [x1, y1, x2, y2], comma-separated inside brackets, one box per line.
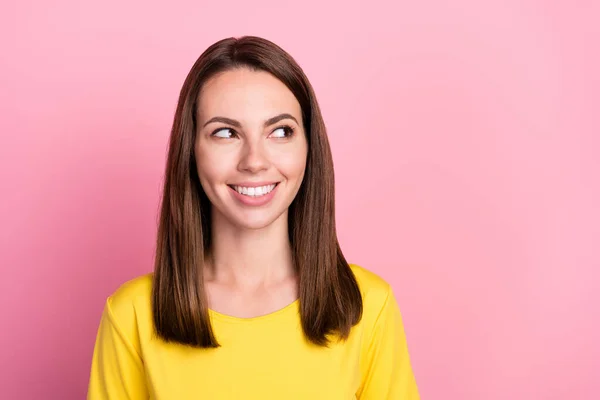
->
[227, 210, 287, 231]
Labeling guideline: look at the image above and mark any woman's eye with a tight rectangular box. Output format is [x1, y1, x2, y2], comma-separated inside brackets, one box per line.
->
[212, 128, 236, 139]
[270, 126, 294, 138]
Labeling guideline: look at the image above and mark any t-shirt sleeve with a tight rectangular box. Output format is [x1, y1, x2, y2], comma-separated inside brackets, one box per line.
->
[357, 285, 420, 399]
[87, 298, 149, 400]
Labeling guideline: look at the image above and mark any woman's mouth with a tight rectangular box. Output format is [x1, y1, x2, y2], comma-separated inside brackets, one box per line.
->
[228, 183, 278, 198]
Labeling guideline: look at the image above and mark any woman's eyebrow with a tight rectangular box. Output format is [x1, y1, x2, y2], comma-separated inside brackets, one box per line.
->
[202, 116, 241, 128]
[264, 113, 299, 127]
[202, 113, 299, 128]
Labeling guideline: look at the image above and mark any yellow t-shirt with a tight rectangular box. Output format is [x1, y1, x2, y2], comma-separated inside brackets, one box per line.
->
[87, 264, 420, 399]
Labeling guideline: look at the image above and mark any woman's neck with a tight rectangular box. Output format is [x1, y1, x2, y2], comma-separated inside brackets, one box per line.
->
[204, 210, 296, 288]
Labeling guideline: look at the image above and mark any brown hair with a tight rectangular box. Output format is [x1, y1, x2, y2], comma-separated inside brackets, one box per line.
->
[152, 36, 362, 348]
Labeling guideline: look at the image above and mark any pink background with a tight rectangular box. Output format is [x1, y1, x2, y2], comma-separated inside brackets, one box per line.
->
[1, 1, 599, 399]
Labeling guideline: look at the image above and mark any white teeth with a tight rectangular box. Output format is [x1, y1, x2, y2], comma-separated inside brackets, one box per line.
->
[232, 184, 276, 197]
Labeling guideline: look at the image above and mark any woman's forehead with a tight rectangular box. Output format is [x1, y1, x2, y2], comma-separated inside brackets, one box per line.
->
[197, 69, 302, 123]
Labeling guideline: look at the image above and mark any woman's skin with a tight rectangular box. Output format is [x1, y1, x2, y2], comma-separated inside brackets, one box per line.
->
[194, 68, 308, 319]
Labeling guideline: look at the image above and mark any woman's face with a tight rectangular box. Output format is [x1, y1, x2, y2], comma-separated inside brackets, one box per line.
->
[195, 68, 308, 230]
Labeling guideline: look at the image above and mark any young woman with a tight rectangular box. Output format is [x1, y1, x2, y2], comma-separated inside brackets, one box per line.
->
[88, 36, 420, 399]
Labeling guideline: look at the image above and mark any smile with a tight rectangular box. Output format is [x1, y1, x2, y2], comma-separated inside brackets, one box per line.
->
[229, 183, 278, 197]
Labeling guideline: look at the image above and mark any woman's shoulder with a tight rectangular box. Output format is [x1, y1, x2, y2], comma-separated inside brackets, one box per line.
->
[104, 272, 153, 322]
[349, 264, 392, 295]
[348, 263, 396, 318]
[102, 266, 396, 324]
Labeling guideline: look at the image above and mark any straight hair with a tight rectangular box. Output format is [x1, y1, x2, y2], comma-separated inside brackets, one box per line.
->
[152, 36, 362, 348]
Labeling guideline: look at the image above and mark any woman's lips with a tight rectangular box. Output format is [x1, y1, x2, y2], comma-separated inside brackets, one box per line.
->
[228, 183, 279, 206]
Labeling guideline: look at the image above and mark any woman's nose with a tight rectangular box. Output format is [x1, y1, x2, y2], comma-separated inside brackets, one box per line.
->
[238, 140, 269, 173]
